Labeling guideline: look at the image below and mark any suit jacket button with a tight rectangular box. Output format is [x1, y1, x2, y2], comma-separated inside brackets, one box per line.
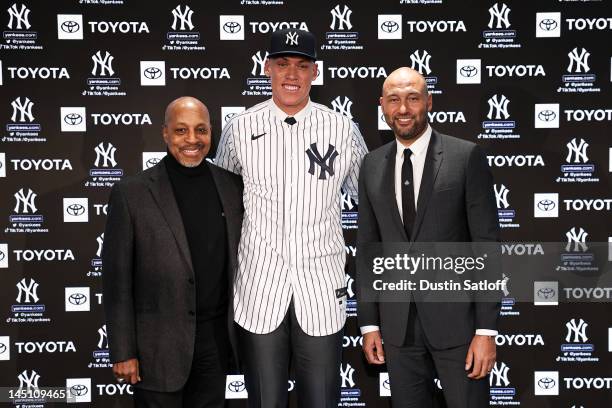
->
[188, 311, 195, 316]
[188, 278, 194, 284]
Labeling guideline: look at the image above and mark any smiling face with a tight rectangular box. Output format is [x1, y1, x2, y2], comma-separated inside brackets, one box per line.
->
[265, 55, 318, 115]
[162, 97, 211, 167]
[380, 68, 432, 145]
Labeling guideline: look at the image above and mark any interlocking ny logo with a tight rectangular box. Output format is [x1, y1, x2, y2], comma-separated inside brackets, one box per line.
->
[331, 96, 353, 119]
[566, 138, 589, 163]
[565, 227, 588, 252]
[567, 47, 590, 73]
[345, 274, 355, 298]
[16, 278, 39, 303]
[98, 324, 108, 349]
[7, 3, 31, 30]
[489, 362, 510, 387]
[306, 143, 339, 180]
[330, 4, 352, 30]
[341, 191, 356, 211]
[171, 5, 194, 31]
[96, 233, 104, 258]
[488, 3, 511, 29]
[340, 363, 355, 388]
[494, 184, 510, 209]
[286, 31, 299, 45]
[11, 97, 34, 123]
[251, 51, 269, 76]
[94, 142, 117, 168]
[14, 188, 37, 213]
[91, 51, 115, 76]
[18, 370, 40, 391]
[565, 318, 588, 343]
[487, 94, 510, 120]
[410, 50, 431, 75]
[501, 273, 510, 297]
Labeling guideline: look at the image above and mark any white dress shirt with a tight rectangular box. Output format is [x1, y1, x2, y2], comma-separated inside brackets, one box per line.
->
[360, 124, 497, 337]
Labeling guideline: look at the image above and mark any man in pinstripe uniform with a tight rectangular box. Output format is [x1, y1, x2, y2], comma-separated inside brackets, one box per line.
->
[215, 29, 368, 407]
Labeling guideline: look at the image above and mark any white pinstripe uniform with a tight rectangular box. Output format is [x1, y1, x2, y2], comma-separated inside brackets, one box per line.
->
[215, 98, 368, 336]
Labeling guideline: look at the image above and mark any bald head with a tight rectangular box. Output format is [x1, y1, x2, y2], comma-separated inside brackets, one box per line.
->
[379, 67, 432, 144]
[164, 96, 209, 125]
[382, 67, 428, 98]
[162, 96, 212, 167]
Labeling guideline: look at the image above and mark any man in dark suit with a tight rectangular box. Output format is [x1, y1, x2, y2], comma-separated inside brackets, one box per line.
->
[102, 97, 243, 407]
[356, 68, 500, 408]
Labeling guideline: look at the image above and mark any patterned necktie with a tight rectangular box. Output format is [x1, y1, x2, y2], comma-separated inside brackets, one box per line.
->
[402, 148, 416, 239]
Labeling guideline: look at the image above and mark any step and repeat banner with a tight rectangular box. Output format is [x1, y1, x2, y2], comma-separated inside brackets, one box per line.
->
[1, 0, 611, 406]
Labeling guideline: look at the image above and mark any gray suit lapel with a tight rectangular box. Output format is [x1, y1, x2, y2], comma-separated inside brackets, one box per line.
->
[382, 142, 409, 241]
[410, 130, 443, 241]
[147, 162, 194, 274]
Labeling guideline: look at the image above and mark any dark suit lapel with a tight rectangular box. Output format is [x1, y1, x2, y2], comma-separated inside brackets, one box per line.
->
[382, 142, 409, 241]
[147, 162, 193, 274]
[410, 130, 443, 241]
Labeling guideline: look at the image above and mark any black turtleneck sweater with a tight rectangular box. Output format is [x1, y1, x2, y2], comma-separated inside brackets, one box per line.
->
[164, 153, 228, 323]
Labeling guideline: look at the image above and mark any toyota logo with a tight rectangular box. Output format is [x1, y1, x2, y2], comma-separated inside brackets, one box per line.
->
[145, 158, 161, 168]
[143, 67, 162, 79]
[227, 380, 246, 393]
[0, 343, 6, 354]
[0, 250, 5, 262]
[68, 293, 87, 305]
[459, 65, 478, 78]
[223, 21, 242, 34]
[70, 384, 88, 397]
[380, 21, 399, 33]
[538, 377, 555, 390]
[538, 110, 556, 122]
[66, 204, 85, 216]
[537, 288, 556, 299]
[382, 379, 390, 390]
[61, 20, 80, 33]
[539, 19, 558, 31]
[64, 113, 83, 126]
[537, 199, 555, 211]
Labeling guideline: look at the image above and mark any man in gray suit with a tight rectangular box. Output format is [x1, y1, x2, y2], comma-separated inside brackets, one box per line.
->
[102, 97, 242, 407]
[356, 68, 500, 408]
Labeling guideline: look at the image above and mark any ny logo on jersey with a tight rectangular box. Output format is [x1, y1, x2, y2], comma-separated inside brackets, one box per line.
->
[306, 143, 339, 180]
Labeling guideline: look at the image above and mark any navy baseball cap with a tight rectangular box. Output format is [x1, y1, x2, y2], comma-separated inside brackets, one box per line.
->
[268, 29, 317, 61]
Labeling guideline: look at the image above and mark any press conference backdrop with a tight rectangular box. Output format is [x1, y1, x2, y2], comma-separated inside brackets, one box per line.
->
[1, 0, 611, 406]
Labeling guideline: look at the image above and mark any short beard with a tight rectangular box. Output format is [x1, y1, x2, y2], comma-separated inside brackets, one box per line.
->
[179, 158, 204, 168]
[393, 121, 427, 142]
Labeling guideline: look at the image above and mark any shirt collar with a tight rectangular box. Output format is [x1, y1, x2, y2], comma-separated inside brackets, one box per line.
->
[268, 97, 312, 123]
[395, 124, 432, 160]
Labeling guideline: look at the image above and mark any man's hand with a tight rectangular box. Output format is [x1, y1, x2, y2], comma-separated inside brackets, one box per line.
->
[362, 330, 385, 364]
[465, 335, 496, 379]
[113, 358, 141, 384]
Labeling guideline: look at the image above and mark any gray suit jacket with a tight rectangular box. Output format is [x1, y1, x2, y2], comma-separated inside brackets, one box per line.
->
[102, 160, 243, 392]
[356, 129, 500, 349]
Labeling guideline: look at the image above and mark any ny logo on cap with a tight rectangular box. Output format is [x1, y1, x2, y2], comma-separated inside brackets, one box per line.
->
[286, 31, 299, 46]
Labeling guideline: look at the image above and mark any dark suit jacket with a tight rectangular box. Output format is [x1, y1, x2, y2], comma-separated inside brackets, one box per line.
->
[102, 160, 243, 392]
[356, 129, 500, 349]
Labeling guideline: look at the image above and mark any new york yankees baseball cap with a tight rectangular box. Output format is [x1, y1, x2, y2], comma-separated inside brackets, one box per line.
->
[268, 29, 317, 61]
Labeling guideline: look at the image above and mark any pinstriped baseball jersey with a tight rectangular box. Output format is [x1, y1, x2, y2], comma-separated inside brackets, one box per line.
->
[215, 98, 368, 336]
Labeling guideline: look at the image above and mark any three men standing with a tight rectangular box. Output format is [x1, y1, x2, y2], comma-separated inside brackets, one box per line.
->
[215, 29, 368, 407]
